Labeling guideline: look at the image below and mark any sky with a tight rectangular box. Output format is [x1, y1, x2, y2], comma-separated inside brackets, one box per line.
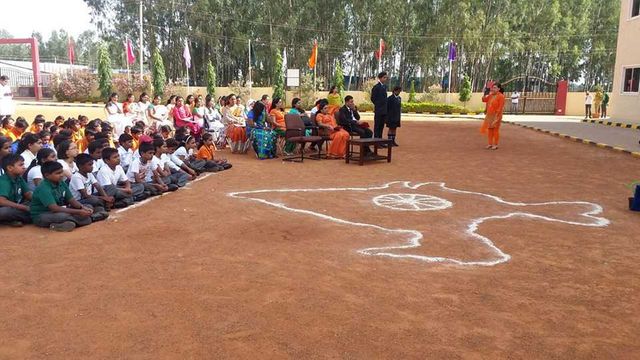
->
[2, 0, 95, 39]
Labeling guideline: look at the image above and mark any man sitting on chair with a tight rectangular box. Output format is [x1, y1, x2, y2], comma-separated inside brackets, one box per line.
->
[338, 95, 373, 155]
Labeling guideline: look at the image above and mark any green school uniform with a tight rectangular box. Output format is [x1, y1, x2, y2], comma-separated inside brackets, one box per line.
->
[30, 179, 73, 221]
[0, 173, 30, 204]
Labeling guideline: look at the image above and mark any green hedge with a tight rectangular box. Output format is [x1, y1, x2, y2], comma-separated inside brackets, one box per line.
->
[358, 101, 480, 114]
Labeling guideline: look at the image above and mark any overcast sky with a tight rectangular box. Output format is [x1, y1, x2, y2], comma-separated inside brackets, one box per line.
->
[2, 0, 95, 39]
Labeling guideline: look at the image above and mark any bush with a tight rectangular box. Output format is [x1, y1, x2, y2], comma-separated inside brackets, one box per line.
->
[112, 74, 152, 99]
[51, 71, 97, 102]
[357, 101, 473, 114]
[419, 84, 442, 102]
[408, 80, 417, 103]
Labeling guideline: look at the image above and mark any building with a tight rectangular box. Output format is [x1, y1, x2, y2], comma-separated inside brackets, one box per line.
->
[611, 0, 640, 123]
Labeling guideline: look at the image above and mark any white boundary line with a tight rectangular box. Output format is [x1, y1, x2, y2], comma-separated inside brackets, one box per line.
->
[228, 181, 610, 266]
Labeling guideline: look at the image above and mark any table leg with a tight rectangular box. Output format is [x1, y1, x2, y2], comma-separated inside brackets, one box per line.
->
[359, 144, 364, 166]
[387, 141, 392, 162]
[346, 141, 350, 164]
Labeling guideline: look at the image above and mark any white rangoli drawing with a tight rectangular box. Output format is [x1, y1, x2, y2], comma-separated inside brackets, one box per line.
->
[228, 181, 609, 266]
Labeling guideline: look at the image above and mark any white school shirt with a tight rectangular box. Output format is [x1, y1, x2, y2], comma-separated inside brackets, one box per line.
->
[92, 158, 105, 174]
[150, 155, 163, 172]
[585, 94, 593, 105]
[170, 147, 193, 167]
[160, 153, 181, 172]
[20, 150, 37, 167]
[126, 158, 153, 183]
[27, 165, 43, 191]
[117, 146, 134, 169]
[97, 164, 128, 187]
[69, 171, 98, 200]
[511, 92, 520, 104]
[57, 159, 78, 179]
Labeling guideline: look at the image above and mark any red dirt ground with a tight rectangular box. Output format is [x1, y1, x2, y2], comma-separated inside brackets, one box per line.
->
[1, 121, 639, 359]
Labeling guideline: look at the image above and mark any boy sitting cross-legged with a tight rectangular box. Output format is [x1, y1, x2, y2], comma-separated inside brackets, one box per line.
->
[151, 138, 191, 191]
[117, 133, 135, 172]
[0, 154, 32, 226]
[126, 142, 168, 197]
[69, 154, 113, 218]
[30, 161, 95, 232]
[96, 148, 145, 207]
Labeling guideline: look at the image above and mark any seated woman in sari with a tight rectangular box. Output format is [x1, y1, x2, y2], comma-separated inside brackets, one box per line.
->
[223, 94, 247, 153]
[147, 95, 172, 132]
[105, 92, 131, 135]
[122, 93, 135, 115]
[327, 86, 342, 116]
[203, 96, 225, 146]
[269, 97, 296, 155]
[185, 95, 195, 113]
[173, 96, 202, 137]
[316, 103, 350, 159]
[247, 101, 277, 159]
[165, 95, 176, 125]
[192, 96, 206, 128]
[137, 92, 152, 126]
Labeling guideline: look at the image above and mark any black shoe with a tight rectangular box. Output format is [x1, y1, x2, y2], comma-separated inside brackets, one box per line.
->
[167, 184, 179, 192]
[379, 143, 388, 148]
[392, 141, 399, 147]
[114, 200, 129, 209]
[50, 221, 76, 232]
[8, 221, 24, 227]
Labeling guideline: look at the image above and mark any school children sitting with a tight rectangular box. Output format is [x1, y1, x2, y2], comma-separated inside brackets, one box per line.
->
[70, 154, 114, 215]
[96, 147, 145, 207]
[151, 137, 190, 190]
[126, 141, 168, 197]
[29, 161, 103, 232]
[0, 154, 32, 226]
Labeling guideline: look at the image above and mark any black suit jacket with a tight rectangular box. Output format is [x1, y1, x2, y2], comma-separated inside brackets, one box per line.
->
[370, 82, 388, 115]
[387, 94, 401, 123]
[337, 105, 361, 133]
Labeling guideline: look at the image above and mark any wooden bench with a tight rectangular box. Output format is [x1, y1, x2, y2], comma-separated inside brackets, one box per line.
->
[346, 138, 393, 166]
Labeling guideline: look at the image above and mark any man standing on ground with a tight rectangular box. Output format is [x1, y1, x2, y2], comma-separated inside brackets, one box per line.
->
[371, 72, 389, 144]
[0, 75, 14, 120]
[510, 90, 520, 114]
[584, 91, 593, 119]
[601, 92, 609, 119]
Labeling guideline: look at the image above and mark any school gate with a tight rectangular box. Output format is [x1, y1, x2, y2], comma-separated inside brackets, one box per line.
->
[501, 77, 568, 115]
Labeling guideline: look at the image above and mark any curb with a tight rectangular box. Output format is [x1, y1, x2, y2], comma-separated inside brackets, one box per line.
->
[506, 121, 640, 159]
[16, 102, 104, 108]
[359, 111, 483, 115]
[581, 119, 640, 130]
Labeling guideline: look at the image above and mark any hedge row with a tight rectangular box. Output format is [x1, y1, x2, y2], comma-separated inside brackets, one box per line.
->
[358, 101, 479, 114]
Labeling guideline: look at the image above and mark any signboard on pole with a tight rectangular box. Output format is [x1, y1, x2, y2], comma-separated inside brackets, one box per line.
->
[286, 69, 300, 87]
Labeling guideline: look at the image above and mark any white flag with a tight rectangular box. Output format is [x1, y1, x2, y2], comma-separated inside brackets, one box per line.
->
[183, 39, 191, 68]
[282, 48, 287, 75]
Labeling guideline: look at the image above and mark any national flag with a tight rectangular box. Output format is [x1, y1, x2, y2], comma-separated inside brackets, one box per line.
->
[448, 41, 457, 61]
[125, 38, 136, 65]
[374, 38, 385, 60]
[308, 39, 318, 69]
[67, 36, 75, 65]
[183, 39, 191, 68]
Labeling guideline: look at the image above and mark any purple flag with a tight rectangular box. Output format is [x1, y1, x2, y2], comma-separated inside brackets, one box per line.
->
[448, 42, 457, 61]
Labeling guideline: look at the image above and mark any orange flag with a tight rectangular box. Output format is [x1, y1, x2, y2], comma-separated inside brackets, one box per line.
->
[308, 39, 318, 69]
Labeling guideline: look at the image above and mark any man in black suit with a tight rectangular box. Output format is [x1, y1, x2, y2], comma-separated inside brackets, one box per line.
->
[370, 71, 389, 142]
[338, 95, 373, 154]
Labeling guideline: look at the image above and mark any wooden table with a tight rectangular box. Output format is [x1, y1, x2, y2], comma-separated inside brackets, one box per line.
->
[346, 138, 393, 166]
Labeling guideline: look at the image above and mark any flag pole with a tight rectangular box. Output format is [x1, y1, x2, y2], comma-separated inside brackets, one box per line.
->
[248, 39, 252, 92]
[138, 0, 143, 80]
[378, 38, 382, 74]
[313, 40, 317, 98]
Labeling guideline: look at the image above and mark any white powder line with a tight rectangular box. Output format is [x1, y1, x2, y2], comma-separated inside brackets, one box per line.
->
[228, 181, 609, 266]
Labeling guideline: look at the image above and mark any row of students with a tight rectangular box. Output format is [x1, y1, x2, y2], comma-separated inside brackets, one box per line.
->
[0, 132, 232, 231]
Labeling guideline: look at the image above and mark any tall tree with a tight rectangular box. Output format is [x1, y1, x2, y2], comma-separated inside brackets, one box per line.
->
[97, 43, 112, 98]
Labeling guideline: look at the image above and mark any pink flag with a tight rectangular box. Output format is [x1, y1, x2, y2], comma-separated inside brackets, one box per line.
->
[125, 38, 136, 65]
[183, 39, 191, 68]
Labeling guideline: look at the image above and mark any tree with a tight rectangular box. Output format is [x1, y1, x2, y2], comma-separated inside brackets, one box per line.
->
[206, 60, 216, 96]
[334, 61, 345, 99]
[151, 48, 166, 96]
[272, 49, 285, 101]
[459, 75, 472, 108]
[408, 80, 417, 103]
[97, 43, 113, 99]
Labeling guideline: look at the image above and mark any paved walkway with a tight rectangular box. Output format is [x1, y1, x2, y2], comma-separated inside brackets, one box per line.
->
[506, 119, 640, 156]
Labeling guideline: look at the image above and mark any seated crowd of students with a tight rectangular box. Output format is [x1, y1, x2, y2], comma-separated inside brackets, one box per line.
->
[0, 111, 231, 232]
[0, 89, 377, 231]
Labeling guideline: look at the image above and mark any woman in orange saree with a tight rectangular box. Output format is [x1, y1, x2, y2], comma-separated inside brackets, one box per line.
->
[316, 103, 350, 159]
[480, 82, 506, 150]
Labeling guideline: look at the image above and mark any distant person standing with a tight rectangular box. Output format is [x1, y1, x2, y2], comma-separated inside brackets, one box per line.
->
[510, 90, 520, 114]
[584, 91, 593, 119]
[386, 86, 402, 146]
[0, 75, 14, 119]
[370, 71, 389, 143]
[601, 92, 609, 118]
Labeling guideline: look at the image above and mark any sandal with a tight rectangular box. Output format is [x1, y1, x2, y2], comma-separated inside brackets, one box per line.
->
[486, 145, 493, 149]
[491, 145, 499, 150]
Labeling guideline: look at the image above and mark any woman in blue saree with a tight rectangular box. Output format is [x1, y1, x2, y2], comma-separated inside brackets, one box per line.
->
[246, 101, 277, 159]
